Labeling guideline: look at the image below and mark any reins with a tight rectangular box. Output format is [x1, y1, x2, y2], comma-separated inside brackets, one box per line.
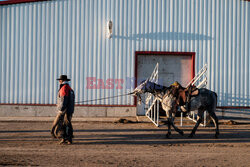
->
[75, 92, 134, 104]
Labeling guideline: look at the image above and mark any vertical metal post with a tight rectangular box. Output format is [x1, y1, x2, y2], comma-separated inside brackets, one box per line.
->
[204, 111, 206, 127]
[154, 102, 156, 122]
[180, 112, 183, 126]
[151, 99, 153, 120]
[145, 63, 159, 127]
[157, 100, 159, 126]
[150, 107, 152, 119]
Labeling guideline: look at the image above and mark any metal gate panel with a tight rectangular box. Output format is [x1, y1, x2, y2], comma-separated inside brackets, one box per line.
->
[144, 63, 160, 126]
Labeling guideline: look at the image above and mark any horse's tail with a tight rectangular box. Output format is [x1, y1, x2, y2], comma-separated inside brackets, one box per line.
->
[212, 91, 218, 107]
[214, 92, 218, 105]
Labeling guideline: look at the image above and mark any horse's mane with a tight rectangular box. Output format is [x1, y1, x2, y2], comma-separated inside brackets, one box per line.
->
[147, 81, 170, 93]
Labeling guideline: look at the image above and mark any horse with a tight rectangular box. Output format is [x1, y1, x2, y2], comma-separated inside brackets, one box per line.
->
[133, 80, 219, 138]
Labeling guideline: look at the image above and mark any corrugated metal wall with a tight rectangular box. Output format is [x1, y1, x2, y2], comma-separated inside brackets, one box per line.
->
[0, 0, 249, 106]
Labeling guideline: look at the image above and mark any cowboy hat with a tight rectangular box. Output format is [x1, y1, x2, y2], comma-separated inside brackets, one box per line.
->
[56, 75, 71, 81]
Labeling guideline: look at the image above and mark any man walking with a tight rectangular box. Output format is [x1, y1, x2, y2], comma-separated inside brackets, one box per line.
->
[51, 75, 75, 144]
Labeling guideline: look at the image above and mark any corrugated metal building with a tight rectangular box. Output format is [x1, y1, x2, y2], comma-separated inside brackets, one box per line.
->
[0, 0, 249, 116]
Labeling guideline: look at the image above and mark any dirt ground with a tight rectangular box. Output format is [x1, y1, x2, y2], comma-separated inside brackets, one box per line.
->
[0, 119, 250, 167]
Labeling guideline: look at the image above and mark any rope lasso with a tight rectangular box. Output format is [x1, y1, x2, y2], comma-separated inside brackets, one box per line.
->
[75, 92, 134, 104]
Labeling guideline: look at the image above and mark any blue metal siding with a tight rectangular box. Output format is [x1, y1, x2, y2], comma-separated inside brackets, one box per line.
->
[0, 0, 249, 106]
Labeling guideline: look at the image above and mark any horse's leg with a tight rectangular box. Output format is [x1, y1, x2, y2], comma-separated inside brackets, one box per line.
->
[209, 110, 219, 138]
[170, 113, 184, 136]
[165, 109, 172, 138]
[189, 109, 203, 138]
[171, 121, 184, 136]
[208, 92, 219, 138]
[166, 118, 171, 138]
[166, 117, 184, 138]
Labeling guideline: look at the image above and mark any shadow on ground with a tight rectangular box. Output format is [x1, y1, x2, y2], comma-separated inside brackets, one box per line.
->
[0, 127, 249, 145]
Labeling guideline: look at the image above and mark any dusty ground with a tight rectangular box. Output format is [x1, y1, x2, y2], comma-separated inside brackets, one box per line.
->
[0, 119, 250, 167]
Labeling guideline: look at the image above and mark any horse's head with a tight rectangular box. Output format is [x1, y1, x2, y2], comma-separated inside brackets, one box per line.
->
[132, 79, 159, 104]
[132, 79, 172, 104]
[130, 79, 147, 104]
[133, 79, 148, 93]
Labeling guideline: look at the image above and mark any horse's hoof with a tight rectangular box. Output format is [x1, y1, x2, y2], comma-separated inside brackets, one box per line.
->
[179, 131, 184, 136]
[215, 132, 219, 139]
[166, 133, 171, 138]
[188, 134, 194, 138]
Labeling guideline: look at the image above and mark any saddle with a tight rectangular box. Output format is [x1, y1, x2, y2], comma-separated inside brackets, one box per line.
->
[186, 85, 199, 97]
[171, 82, 199, 112]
